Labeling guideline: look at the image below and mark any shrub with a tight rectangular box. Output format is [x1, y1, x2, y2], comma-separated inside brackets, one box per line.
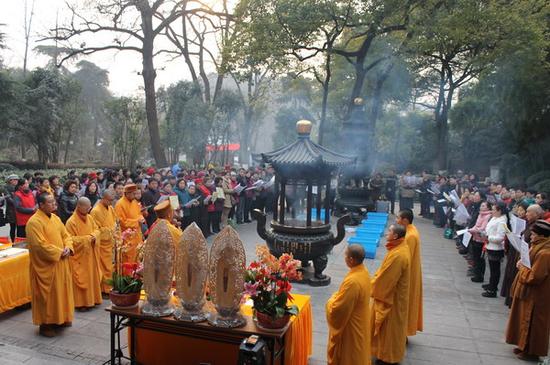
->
[534, 179, 550, 194]
[526, 170, 550, 187]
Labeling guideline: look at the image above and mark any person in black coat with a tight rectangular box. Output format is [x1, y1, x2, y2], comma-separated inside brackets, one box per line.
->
[57, 180, 78, 224]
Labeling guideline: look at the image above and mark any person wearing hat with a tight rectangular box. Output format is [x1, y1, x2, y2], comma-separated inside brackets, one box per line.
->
[114, 184, 145, 263]
[65, 197, 102, 311]
[3, 174, 20, 241]
[151, 200, 182, 245]
[506, 219, 550, 361]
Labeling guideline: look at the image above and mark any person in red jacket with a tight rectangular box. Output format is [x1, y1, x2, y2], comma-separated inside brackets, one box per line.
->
[13, 178, 37, 238]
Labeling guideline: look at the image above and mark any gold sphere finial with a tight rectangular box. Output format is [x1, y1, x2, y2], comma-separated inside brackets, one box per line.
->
[353, 97, 364, 106]
[296, 120, 312, 135]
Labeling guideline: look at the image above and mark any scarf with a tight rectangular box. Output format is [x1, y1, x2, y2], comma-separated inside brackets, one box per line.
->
[385, 237, 405, 250]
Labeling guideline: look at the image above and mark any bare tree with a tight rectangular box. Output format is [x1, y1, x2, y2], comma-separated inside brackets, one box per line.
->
[23, 0, 35, 77]
[46, 1, 198, 166]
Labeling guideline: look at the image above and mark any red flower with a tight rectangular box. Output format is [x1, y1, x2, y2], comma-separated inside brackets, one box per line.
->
[276, 280, 292, 296]
[122, 262, 138, 276]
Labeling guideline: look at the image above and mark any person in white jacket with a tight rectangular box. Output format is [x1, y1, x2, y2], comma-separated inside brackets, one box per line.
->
[482, 202, 509, 297]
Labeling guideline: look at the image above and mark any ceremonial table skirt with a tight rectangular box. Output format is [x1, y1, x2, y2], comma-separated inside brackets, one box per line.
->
[0, 252, 31, 313]
[132, 294, 312, 365]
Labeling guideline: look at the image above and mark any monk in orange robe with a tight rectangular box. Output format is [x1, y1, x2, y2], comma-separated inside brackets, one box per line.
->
[66, 197, 102, 309]
[326, 244, 372, 365]
[90, 189, 117, 294]
[397, 208, 423, 336]
[26, 193, 74, 337]
[371, 224, 411, 364]
[115, 184, 144, 263]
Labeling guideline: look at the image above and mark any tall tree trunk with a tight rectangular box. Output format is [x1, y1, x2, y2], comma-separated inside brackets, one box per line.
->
[365, 63, 393, 169]
[141, 11, 167, 167]
[318, 53, 331, 145]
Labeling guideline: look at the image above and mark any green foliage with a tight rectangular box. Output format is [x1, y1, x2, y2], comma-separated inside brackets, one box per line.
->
[105, 97, 147, 170]
[534, 179, 550, 194]
[272, 106, 314, 148]
[106, 272, 143, 294]
[159, 81, 213, 164]
[527, 171, 550, 188]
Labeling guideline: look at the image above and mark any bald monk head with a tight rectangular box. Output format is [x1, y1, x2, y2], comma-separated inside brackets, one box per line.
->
[76, 197, 92, 216]
[100, 188, 115, 207]
[345, 244, 365, 268]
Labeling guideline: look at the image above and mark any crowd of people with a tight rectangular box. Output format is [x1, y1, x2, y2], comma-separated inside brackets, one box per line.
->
[0, 164, 278, 338]
[1, 165, 548, 363]
[418, 171, 550, 362]
[327, 170, 550, 364]
[1, 164, 277, 242]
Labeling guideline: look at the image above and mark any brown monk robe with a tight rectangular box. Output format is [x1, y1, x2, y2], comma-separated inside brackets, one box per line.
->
[326, 244, 372, 365]
[506, 220, 550, 361]
[397, 209, 423, 336]
[90, 189, 117, 294]
[65, 197, 102, 309]
[371, 224, 411, 364]
[115, 184, 144, 263]
[26, 193, 74, 337]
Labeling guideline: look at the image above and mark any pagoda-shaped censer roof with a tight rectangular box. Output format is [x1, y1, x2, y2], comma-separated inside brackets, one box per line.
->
[258, 121, 356, 174]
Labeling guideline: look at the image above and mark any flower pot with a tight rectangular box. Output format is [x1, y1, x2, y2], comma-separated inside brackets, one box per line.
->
[109, 290, 140, 308]
[255, 311, 290, 330]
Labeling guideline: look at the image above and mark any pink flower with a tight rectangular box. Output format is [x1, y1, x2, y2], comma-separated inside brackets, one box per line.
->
[244, 282, 260, 297]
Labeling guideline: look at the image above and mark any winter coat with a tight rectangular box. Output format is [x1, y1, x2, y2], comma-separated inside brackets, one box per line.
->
[485, 215, 507, 251]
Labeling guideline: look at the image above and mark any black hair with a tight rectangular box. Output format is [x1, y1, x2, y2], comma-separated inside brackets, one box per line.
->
[114, 181, 124, 188]
[518, 201, 530, 212]
[398, 209, 414, 224]
[37, 192, 52, 205]
[63, 179, 78, 191]
[85, 182, 100, 196]
[16, 178, 27, 190]
[495, 201, 512, 230]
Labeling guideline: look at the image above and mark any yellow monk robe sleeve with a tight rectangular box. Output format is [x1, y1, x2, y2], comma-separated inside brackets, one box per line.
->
[326, 277, 359, 332]
[59, 219, 74, 253]
[26, 218, 63, 263]
[91, 207, 113, 241]
[115, 201, 141, 229]
[371, 252, 403, 335]
[65, 218, 92, 253]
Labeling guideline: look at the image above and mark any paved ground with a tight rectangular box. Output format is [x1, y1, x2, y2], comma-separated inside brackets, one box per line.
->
[0, 206, 546, 364]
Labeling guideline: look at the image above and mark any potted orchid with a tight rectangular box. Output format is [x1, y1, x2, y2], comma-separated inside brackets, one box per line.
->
[244, 246, 302, 329]
[107, 223, 143, 307]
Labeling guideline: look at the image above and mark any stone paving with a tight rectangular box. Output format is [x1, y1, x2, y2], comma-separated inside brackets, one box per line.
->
[0, 206, 545, 364]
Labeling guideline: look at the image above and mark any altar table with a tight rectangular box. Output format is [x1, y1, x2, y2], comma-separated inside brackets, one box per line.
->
[0, 250, 31, 313]
[108, 294, 312, 365]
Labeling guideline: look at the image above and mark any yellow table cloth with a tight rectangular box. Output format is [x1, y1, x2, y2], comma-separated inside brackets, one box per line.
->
[0, 252, 31, 313]
[132, 292, 312, 365]
[241, 294, 312, 365]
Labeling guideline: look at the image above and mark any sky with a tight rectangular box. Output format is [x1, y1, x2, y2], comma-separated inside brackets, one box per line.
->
[0, 0, 222, 95]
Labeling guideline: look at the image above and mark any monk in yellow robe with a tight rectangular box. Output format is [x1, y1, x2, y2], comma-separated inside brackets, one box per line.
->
[66, 197, 102, 309]
[26, 193, 74, 337]
[115, 184, 144, 263]
[326, 244, 372, 365]
[90, 189, 117, 294]
[397, 208, 423, 336]
[371, 224, 411, 364]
